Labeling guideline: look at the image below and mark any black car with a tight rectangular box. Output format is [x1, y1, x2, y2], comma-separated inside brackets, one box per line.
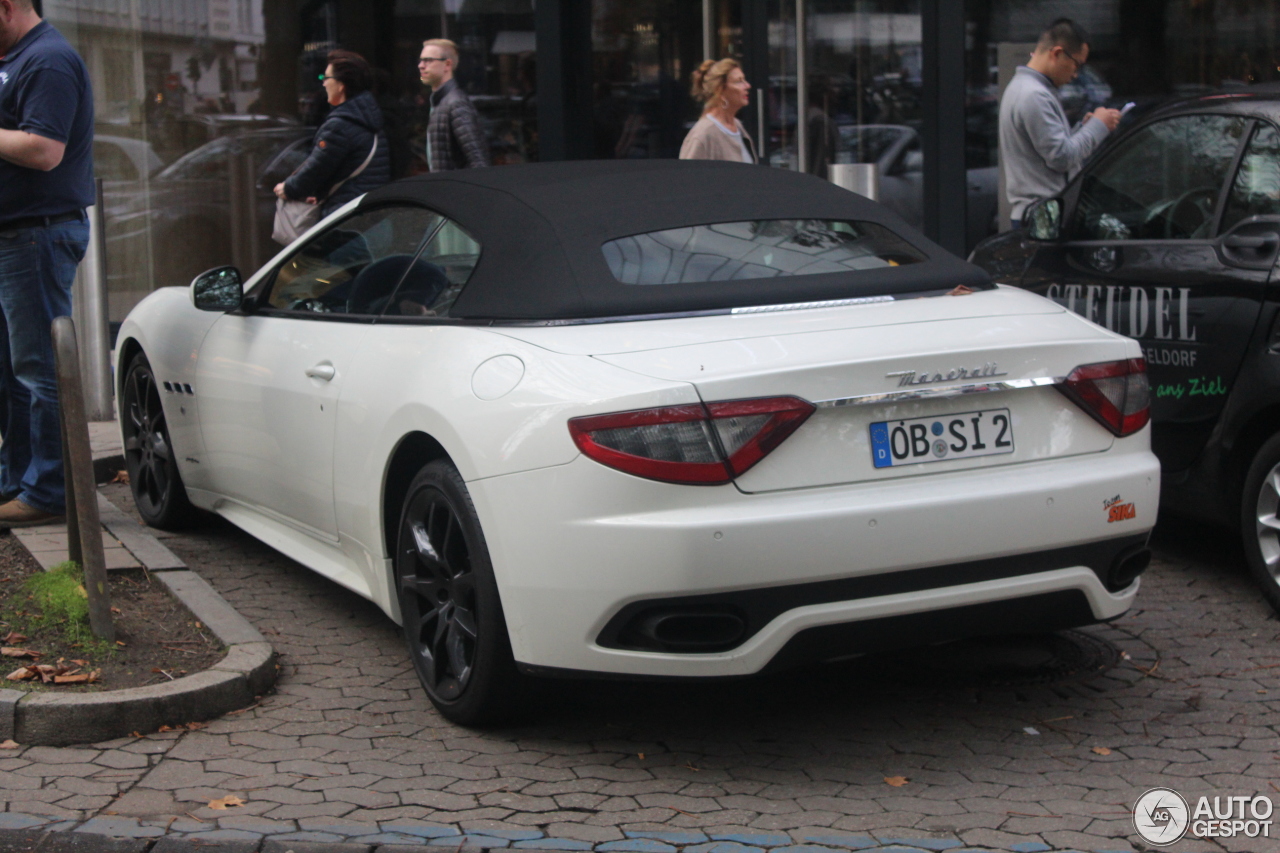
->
[970, 91, 1280, 611]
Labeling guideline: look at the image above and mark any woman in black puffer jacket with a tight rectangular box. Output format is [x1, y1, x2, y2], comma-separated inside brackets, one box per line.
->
[275, 50, 391, 217]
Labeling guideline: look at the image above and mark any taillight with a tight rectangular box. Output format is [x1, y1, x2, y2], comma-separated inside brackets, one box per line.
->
[1060, 358, 1150, 436]
[568, 397, 815, 484]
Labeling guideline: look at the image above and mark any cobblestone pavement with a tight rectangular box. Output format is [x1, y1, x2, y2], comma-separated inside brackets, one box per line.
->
[1, 481, 1277, 853]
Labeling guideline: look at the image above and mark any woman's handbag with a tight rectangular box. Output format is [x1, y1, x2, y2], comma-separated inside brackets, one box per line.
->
[272, 137, 378, 245]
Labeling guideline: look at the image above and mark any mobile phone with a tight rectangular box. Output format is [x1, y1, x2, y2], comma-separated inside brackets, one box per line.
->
[1121, 102, 1136, 115]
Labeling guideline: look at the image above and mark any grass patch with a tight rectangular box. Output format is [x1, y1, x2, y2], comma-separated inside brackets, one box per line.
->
[13, 560, 115, 654]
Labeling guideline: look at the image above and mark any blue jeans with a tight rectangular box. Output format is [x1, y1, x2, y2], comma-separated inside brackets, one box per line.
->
[0, 218, 89, 514]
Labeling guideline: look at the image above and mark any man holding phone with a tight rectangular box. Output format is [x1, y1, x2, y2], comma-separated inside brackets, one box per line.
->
[999, 18, 1122, 229]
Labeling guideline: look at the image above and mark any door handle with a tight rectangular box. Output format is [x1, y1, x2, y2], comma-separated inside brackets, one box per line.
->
[305, 362, 336, 381]
[1223, 233, 1279, 249]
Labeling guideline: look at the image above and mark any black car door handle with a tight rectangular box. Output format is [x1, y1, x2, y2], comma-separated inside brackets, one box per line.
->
[1224, 233, 1280, 249]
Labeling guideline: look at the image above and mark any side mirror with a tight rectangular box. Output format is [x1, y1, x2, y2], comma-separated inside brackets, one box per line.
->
[1026, 198, 1063, 241]
[191, 266, 244, 312]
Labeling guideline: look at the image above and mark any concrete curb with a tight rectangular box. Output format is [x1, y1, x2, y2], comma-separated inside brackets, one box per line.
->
[2, 487, 278, 746]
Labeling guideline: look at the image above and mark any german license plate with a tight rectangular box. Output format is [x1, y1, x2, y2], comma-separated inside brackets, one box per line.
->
[870, 408, 1014, 468]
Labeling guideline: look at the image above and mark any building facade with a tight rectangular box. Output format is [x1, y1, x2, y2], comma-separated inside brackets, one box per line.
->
[38, 0, 1280, 321]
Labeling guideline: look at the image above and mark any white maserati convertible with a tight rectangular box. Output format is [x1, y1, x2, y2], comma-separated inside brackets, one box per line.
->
[117, 161, 1159, 724]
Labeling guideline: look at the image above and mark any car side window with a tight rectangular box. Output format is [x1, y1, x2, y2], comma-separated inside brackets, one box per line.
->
[1220, 123, 1280, 233]
[1070, 114, 1248, 242]
[380, 218, 482, 318]
[265, 206, 443, 316]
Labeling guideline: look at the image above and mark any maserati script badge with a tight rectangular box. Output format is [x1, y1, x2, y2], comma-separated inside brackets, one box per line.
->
[886, 362, 1008, 387]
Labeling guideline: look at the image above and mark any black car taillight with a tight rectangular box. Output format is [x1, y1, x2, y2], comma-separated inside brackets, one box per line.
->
[1060, 358, 1150, 437]
[568, 397, 815, 484]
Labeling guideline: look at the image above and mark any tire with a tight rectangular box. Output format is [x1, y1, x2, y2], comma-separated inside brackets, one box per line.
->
[395, 460, 524, 725]
[121, 353, 196, 529]
[1240, 432, 1280, 614]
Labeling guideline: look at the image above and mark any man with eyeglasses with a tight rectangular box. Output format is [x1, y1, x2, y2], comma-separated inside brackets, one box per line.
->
[999, 18, 1121, 229]
[418, 38, 489, 171]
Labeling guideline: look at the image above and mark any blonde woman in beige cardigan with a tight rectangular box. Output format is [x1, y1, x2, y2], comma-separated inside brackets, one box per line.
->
[679, 58, 757, 164]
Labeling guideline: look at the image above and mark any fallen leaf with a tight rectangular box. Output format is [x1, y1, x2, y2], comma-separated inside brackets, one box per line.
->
[116, 641, 127, 647]
[53, 673, 91, 684]
[947, 284, 975, 296]
[0, 739, 19, 749]
[75, 584, 87, 599]
[1091, 747, 1112, 756]
[110, 607, 122, 615]
[1, 632, 27, 644]
[884, 776, 909, 787]
[5, 666, 35, 681]
[1023, 727, 1040, 736]
[207, 795, 244, 810]
[0, 647, 39, 659]
[637, 753, 644, 760]
[111, 469, 130, 485]
[185, 721, 207, 731]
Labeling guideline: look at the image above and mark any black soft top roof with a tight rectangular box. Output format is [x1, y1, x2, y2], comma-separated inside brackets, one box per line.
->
[360, 160, 990, 321]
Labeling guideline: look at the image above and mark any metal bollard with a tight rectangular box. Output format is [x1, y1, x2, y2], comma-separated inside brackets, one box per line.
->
[228, 151, 259, 274]
[829, 163, 880, 202]
[52, 316, 114, 642]
[71, 178, 114, 421]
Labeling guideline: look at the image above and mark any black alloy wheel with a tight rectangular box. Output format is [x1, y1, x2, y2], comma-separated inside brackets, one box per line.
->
[395, 460, 523, 725]
[1241, 431, 1280, 615]
[121, 354, 195, 529]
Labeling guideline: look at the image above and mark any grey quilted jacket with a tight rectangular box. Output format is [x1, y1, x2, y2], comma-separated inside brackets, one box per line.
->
[427, 79, 490, 171]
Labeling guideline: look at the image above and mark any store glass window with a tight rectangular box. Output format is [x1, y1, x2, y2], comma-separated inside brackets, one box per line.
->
[42, 0, 534, 325]
[591, 0, 703, 160]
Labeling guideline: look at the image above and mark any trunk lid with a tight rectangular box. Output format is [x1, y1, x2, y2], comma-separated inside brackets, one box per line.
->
[497, 288, 1135, 492]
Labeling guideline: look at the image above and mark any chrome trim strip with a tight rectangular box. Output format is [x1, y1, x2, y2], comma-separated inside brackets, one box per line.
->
[730, 295, 895, 314]
[815, 376, 1064, 408]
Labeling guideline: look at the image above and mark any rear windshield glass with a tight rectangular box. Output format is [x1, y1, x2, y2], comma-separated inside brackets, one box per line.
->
[602, 219, 925, 286]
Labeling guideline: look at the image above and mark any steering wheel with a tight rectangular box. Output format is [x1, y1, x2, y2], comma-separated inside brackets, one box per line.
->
[1163, 186, 1219, 239]
[289, 297, 333, 313]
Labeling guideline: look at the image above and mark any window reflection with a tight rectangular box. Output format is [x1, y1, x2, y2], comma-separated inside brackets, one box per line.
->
[46, 0, 533, 324]
[603, 219, 923, 285]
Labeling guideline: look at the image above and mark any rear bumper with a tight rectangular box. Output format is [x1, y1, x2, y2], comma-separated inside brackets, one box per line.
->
[468, 444, 1159, 677]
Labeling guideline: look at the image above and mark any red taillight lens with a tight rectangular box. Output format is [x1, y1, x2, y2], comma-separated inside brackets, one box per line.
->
[569, 397, 815, 484]
[1060, 358, 1150, 436]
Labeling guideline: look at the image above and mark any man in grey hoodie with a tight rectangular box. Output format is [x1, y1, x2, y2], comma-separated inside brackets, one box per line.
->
[999, 18, 1121, 228]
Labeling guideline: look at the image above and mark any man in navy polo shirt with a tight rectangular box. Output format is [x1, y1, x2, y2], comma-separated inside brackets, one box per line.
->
[0, 0, 93, 527]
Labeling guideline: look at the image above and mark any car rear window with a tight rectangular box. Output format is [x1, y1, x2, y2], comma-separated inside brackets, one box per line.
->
[602, 219, 925, 286]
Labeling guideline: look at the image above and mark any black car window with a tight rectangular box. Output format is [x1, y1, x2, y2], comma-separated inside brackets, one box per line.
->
[1070, 114, 1248, 241]
[602, 220, 924, 286]
[380, 219, 482, 318]
[265, 206, 443, 316]
[1220, 123, 1280, 233]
